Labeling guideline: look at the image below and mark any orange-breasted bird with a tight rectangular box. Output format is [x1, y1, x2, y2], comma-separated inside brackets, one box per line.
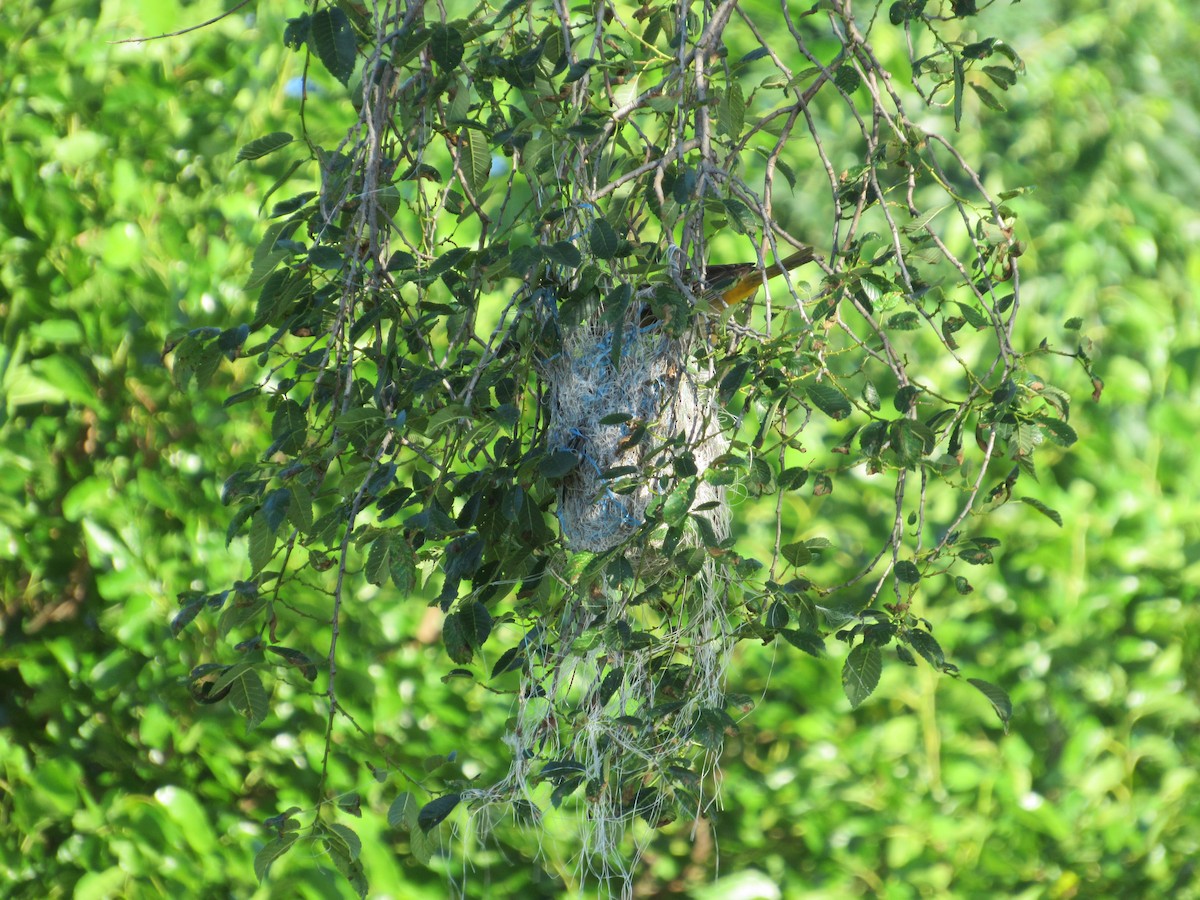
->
[699, 247, 817, 309]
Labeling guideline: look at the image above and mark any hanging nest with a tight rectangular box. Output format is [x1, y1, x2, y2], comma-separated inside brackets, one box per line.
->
[542, 294, 730, 554]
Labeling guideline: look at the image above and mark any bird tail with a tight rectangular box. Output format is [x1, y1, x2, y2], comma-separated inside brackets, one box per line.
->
[713, 247, 815, 308]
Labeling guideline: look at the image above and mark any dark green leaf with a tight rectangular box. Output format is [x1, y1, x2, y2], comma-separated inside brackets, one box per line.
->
[442, 611, 472, 664]
[781, 541, 812, 567]
[1038, 417, 1078, 447]
[225, 668, 269, 731]
[237, 132, 294, 163]
[807, 383, 852, 420]
[460, 600, 493, 649]
[906, 629, 944, 669]
[834, 66, 861, 94]
[248, 512, 274, 575]
[541, 449, 580, 478]
[254, 833, 299, 883]
[310, 8, 358, 86]
[783, 629, 825, 658]
[842, 643, 882, 709]
[543, 241, 582, 268]
[418, 793, 462, 831]
[1020, 496, 1064, 526]
[266, 645, 318, 681]
[968, 678, 1012, 732]
[271, 400, 307, 455]
[895, 560, 921, 584]
[430, 24, 465, 70]
[589, 219, 619, 260]
[387, 792, 416, 829]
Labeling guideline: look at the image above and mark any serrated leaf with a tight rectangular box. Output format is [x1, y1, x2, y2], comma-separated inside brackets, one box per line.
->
[272, 399, 307, 455]
[783, 629, 825, 657]
[326, 824, 362, 862]
[248, 512, 274, 575]
[462, 128, 490, 194]
[366, 534, 393, 587]
[460, 600, 493, 649]
[906, 629, 945, 669]
[1020, 496, 1063, 526]
[266, 645, 318, 681]
[418, 793, 462, 831]
[717, 82, 745, 138]
[289, 482, 314, 532]
[430, 24, 465, 69]
[719, 360, 752, 404]
[310, 8, 357, 85]
[842, 643, 882, 709]
[544, 240, 582, 268]
[1038, 417, 1078, 447]
[388, 792, 417, 829]
[491, 646, 524, 678]
[834, 65, 861, 94]
[541, 449, 580, 478]
[781, 542, 812, 567]
[442, 611, 472, 664]
[589, 219, 619, 260]
[807, 383, 851, 420]
[971, 83, 1006, 111]
[254, 833, 299, 883]
[237, 132, 294, 163]
[968, 677, 1012, 731]
[226, 668, 269, 731]
[959, 546, 994, 565]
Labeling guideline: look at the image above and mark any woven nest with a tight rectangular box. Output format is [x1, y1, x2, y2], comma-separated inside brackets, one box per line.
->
[543, 297, 729, 553]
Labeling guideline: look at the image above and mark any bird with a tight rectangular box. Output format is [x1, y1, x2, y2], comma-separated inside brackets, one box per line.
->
[699, 247, 817, 309]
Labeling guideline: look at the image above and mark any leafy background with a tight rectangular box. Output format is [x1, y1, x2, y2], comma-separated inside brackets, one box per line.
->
[1, 1, 1196, 897]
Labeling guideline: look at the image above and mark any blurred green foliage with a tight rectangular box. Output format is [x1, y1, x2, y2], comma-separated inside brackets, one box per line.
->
[1, 1, 1197, 898]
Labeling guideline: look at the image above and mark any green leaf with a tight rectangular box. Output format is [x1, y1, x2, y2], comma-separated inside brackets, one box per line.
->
[272, 399, 307, 455]
[894, 560, 921, 584]
[589, 219, 619, 260]
[1038, 417, 1078, 447]
[442, 611, 472, 664]
[719, 360, 752, 404]
[225, 668, 269, 731]
[418, 793, 462, 831]
[429, 24, 465, 69]
[781, 542, 812, 567]
[310, 8, 357, 85]
[971, 83, 1006, 111]
[266, 645, 318, 681]
[388, 792, 417, 829]
[325, 823, 362, 862]
[460, 600, 494, 649]
[248, 512, 274, 575]
[543, 240, 582, 268]
[807, 383, 851, 420]
[254, 833, 299, 883]
[952, 55, 965, 130]
[464, 127, 491, 193]
[783, 629, 825, 658]
[236, 132, 294, 162]
[842, 643, 882, 709]
[1020, 496, 1063, 526]
[968, 677, 1012, 732]
[834, 65, 861, 94]
[906, 629, 944, 669]
[717, 82, 745, 138]
[541, 449, 580, 478]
